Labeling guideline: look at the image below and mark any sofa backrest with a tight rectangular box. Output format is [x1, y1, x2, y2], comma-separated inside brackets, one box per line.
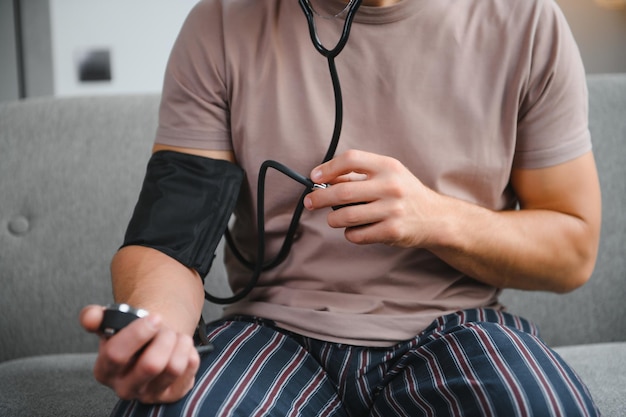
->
[500, 74, 626, 346]
[0, 96, 158, 362]
[1, 75, 624, 363]
[0, 95, 231, 363]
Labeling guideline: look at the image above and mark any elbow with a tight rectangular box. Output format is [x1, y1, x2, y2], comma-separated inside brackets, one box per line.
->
[554, 267, 592, 294]
[553, 241, 599, 294]
[555, 211, 601, 294]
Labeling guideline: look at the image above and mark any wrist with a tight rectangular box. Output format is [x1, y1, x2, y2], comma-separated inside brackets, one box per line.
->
[111, 247, 205, 337]
[418, 192, 469, 252]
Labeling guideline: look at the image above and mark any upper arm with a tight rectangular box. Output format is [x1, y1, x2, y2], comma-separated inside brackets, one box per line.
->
[511, 151, 600, 219]
[156, 2, 232, 155]
[152, 143, 236, 164]
[511, 151, 601, 266]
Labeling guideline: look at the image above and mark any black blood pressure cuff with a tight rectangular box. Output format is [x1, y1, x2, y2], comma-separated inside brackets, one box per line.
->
[122, 150, 244, 278]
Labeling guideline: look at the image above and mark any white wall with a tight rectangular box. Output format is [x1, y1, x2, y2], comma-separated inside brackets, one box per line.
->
[49, 0, 198, 96]
[46, 0, 625, 99]
[0, 0, 20, 101]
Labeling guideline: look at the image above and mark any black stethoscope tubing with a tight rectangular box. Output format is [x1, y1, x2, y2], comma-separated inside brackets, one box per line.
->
[206, 0, 363, 304]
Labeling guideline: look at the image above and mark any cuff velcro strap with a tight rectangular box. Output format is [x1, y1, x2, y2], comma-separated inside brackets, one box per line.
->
[122, 150, 244, 278]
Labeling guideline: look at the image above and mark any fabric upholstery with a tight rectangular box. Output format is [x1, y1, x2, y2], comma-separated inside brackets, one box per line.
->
[0, 96, 158, 361]
[555, 343, 626, 415]
[0, 74, 624, 416]
[0, 354, 117, 417]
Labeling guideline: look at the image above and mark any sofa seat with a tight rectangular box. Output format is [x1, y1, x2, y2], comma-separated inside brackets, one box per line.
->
[0, 353, 118, 417]
[0, 342, 624, 416]
[554, 343, 626, 414]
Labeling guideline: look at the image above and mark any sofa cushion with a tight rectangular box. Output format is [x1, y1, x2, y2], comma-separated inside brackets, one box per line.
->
[0, 353, 118, 417]
[554, 342, 626, 416]
[1, 344, 623, 416]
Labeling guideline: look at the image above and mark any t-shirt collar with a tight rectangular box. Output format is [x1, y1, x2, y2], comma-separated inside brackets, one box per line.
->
[311, 0, 424, 24]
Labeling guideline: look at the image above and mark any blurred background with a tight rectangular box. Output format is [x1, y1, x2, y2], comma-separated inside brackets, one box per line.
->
[1, 0, 625, 103]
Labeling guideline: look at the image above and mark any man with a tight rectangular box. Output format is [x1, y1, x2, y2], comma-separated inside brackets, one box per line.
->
[81, 0, 601, 415]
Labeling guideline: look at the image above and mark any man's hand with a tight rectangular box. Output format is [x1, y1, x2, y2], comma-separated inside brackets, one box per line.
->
[304, 149, 601, 293]
[80, 305, 200, 404]
[304, 149, 443, 248]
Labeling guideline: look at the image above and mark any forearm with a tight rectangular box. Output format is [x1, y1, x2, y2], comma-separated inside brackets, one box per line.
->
[428, 195, 598, 293]
[111, 245, 206, 336]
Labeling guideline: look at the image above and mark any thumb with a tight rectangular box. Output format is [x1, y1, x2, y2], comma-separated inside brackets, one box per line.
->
[79, 304, 105, 333]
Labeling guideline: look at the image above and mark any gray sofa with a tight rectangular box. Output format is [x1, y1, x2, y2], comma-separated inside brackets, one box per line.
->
[1, 74, 624, 416]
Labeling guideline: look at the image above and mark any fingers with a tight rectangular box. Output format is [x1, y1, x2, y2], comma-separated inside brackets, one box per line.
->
[81, 304, 200, 403]
[310, 149, 375, 185]
[307, 180, 374, 211]
[92, 314, 199, 404]
[93, 314, 161, 385]
[306, 149, 433, 248]
[306, 150, 398, 212]
[140, 337, 200, 403]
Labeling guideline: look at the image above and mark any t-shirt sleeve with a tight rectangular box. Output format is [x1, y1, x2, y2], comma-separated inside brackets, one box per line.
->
[513, 0, 591, 169]
[155, 0, 233, 151]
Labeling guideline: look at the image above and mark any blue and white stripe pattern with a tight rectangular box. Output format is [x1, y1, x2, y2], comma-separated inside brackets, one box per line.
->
[111, 309, 599, 416]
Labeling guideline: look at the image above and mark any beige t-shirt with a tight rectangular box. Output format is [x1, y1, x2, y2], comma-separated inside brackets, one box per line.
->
[155, 0, 590, 346]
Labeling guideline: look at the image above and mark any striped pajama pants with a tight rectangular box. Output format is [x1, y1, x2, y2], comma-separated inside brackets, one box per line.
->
[111, 309, 599, 417]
